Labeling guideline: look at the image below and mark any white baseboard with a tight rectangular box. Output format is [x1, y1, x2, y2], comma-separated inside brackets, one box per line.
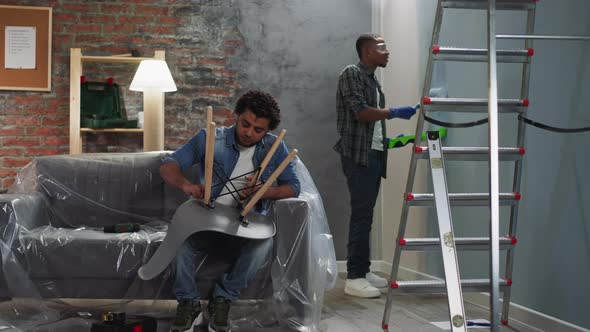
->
[336, 260, 589, 332]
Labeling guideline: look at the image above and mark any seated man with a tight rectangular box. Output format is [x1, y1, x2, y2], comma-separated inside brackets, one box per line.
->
[160, 90, 300, 332]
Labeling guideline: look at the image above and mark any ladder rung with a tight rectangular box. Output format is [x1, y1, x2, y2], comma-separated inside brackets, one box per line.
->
[433, 46, 533, 63]
[400, 236, 517, 251]
[406, 192, 521, 206]
[390, 278, 511, 294]
[415, 146, 525, 161]
[442, 0, 535, 11]
[423, 97, 528, 113]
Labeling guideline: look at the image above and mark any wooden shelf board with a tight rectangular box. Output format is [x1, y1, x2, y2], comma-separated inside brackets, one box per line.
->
[80, 128, 143, 133]
[80, 55, 152, 64]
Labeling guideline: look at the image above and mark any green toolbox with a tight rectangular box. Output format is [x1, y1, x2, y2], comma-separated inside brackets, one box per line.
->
[80, 78, 138, 129]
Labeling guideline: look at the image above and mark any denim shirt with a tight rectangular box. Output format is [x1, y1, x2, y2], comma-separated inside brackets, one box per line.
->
[163, 125, 301, 210]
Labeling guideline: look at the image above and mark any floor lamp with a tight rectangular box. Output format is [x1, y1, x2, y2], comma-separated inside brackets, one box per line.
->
[130, 59, 177, 151]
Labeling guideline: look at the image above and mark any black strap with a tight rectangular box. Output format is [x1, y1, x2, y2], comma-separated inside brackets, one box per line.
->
[422, 112, 590, 133]
[519, 115, 590, 133]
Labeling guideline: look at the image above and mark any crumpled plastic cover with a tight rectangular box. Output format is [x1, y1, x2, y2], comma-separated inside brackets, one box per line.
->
[0, 152, 337, 331]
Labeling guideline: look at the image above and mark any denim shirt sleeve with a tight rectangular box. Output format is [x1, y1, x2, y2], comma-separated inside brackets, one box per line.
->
[162, 129, 206, 171]
[270, 140, 301, 198]
[338, 65, 369, 114]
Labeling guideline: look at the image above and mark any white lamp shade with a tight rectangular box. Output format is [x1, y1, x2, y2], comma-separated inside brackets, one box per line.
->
[130, 60, 177, 92]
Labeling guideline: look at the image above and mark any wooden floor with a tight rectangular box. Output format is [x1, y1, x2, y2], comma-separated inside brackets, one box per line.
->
[319, 273, 540, 332]
[0, 274, 542, 332]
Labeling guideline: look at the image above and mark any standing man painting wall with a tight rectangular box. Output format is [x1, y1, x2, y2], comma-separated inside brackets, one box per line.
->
[334, 33, 418, 298]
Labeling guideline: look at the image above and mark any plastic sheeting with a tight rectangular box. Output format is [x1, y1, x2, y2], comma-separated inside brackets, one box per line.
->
[0, 152, 336, 331]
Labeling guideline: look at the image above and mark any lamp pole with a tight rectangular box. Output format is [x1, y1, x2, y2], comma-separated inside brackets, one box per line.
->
[142, 87, 165, 151]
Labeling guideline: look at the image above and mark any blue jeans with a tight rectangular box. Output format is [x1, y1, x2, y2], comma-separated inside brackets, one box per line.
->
[341, 150, 384, 279]
[175, 231, 274, 301]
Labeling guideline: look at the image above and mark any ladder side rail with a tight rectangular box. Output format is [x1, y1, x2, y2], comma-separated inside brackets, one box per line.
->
[428, 133, 467, 332]
[502, 3, 537, 323]
[497, 34, 590, 41]
[382, 1, 445, 330]
[487, 1, 501, 330]
[414, 1, 444, 148]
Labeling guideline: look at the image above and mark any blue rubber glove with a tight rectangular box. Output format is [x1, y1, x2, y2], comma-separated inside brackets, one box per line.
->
[388, 106, 417, 120]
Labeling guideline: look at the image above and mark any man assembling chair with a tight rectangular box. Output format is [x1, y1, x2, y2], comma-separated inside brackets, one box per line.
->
[158, 90, 300, 332]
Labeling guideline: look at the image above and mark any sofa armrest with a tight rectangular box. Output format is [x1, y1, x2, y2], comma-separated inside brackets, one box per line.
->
[0, 193, 50, 299]
[0, 193, 50, 232]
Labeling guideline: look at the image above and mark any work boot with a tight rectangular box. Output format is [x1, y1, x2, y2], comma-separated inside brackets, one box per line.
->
[208, 296, 231, 332]
[170, 300, 203, 332]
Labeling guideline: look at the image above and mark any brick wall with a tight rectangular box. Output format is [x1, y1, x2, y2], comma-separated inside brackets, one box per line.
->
[0, 0, 246, 192]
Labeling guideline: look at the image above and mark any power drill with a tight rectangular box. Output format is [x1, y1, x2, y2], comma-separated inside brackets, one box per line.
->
[90, 311, 157, 332]
[103, 223, 140, 233]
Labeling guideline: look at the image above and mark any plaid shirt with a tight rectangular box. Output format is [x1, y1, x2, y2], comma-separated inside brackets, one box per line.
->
[334, 62, 387, 173]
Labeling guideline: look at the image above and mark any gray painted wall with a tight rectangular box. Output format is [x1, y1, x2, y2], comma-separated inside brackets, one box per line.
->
[234, 1, 371, 260]
[414, 0, 590, 328]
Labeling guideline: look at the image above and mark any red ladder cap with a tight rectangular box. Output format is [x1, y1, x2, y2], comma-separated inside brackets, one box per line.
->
[382, 322, 389, 330]
[519, 148, 526, 155]
[528, 48, 535, 56]
[423, 96, 431, 104]
[399, 238, 407, 246]
[405, 193, 414, 201]
[514, 193, 522, 201]
[503, 278, 513, 286]
[415, 146, 424, 153]
[502, 319, 509, 325]
[432, 45, 441, 54]
[107, 77, 114, 85]
[390, 281, 399, 289]
[510, 236, 518, 245]
[80, 76, 86, 83]
[522, 99, 530, 107]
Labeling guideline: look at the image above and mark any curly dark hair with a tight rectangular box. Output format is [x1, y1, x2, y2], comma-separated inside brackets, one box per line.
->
[234, 90, 281, 130]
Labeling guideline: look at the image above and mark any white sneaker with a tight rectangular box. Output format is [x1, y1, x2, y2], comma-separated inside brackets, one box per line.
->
[366, 272, 388, 288]
[344, 278, 381, 298]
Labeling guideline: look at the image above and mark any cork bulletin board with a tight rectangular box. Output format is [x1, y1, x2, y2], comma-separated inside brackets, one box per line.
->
[0, 5, 52, 91]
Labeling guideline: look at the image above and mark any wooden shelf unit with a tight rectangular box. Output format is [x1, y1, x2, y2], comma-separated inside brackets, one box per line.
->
[69, 48, 165, 154]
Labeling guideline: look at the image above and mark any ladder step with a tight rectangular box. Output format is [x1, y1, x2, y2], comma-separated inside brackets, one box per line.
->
[415, 146, 525, 161]
[442, 0, 535, 11]
[391, 278, 512, 294]
[432, 46, 533, 63]
[423, 97, 528, 113]
[400, 236, 517, 251]
[405, 192, 521, 206]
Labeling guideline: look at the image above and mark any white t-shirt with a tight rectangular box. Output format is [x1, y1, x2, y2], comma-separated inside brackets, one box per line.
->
[215, 144, 256, 207]
[371, 87, 384, 151]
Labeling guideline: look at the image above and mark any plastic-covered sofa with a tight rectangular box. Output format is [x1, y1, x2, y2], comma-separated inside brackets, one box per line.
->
[0, 152, 336, 331]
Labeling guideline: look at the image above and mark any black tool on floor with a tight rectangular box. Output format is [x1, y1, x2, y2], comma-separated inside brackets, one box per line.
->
[103, 223, 140, 233]
[90, 311, 157, 332]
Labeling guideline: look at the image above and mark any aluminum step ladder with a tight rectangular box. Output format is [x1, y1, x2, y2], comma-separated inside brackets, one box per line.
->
[381, 0, 536, 331]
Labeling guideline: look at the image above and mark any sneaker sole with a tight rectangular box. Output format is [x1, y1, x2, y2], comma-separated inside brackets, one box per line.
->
[368, 281, 388, 288]
[171, 312, 204, 332]
[208, 322, 231, 332]
[344, 285, 381, 298]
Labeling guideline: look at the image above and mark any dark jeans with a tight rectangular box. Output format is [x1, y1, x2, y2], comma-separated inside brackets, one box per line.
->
[341, 150, 384, 279]
[175, 231, 273, 301]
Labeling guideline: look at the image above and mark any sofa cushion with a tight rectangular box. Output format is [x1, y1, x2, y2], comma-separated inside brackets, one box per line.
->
[18, 226, 165, 279]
